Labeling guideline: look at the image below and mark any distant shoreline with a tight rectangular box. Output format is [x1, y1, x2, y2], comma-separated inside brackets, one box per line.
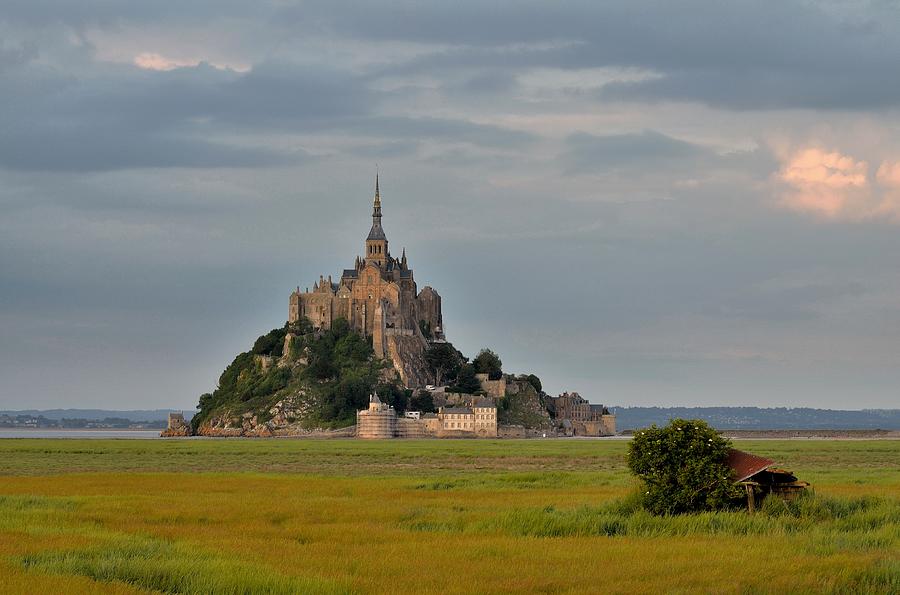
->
[0, 429, 162, 439]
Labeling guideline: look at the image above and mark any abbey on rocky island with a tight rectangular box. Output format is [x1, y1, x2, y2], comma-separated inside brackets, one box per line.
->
[288, 177, 442, 387]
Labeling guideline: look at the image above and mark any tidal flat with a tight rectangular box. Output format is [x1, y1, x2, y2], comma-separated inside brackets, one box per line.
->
[0, 438, 897, 593]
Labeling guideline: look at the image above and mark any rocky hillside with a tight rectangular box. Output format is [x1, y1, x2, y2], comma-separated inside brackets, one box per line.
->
[191, 319, 407, 437]
[184, 319, 564, 437]
[498, 378, 554, 430]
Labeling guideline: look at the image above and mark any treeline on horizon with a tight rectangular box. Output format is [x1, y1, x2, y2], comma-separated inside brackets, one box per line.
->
[0, 414, 166, 429]
[612, 406, 900, 430]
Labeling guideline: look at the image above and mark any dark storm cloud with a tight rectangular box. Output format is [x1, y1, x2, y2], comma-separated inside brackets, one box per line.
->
[7, 1, 900, 110]
[0, 0, 255, 28]
[347, 141, 420, 159]
[0, 52, 534, 172]
[560, 131, 778, 179]
[0, 61, 359, 171]
[283, 1, 900, 111]
[6, 60, 371, 128]
[449, 71, 519, 96]
[0, 40, 37, 70]
[562, 131, 710, 174]
[0, 126, 298, 172]
[600, 69, 900, 111]
[334, 116, 536, 148]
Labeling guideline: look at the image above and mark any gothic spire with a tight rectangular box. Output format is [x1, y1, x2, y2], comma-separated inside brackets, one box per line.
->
[367, 173, 387, 241]
[373, 173, 381, 216]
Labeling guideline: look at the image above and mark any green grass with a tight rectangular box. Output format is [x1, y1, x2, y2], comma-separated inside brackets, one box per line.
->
[21, 533, 349, 595]
[0, 438, 897, 594]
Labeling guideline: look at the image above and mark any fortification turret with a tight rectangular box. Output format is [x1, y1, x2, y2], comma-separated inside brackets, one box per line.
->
[356, 391, 397, 438]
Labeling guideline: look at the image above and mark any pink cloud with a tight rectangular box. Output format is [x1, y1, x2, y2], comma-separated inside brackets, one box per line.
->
[133, 52, 197, 71]
[778, 147, 900, 223]
[876, 161, 900, 187]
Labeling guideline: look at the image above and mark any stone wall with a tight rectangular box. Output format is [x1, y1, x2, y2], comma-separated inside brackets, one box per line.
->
[416, 286, 443, 338]
[476, 374, 507, 398]
[574, 417, 616, 437]
[498, 425, 558, 438]
[434, 392, 480, 408]
[397, 418, 428, 438]
[160, 412, 192, 437]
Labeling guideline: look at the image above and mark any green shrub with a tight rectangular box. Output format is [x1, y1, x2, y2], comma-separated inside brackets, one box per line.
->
[450, 364, 482, 394]
[251, 327, 288, 356]
[424, 342, 463, 386]
[473, 348, 503, 380]
[410, 390, 435, 413]
[627, 418, 741, 515]
[524, 374, 542, 393]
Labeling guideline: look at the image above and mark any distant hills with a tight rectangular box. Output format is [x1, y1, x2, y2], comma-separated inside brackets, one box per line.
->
[1, 409, 198, 430]
[0, 409, 195, 423]
[611, 407, 900, 431]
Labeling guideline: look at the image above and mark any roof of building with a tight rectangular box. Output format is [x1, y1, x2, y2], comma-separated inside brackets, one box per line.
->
[473, 398, 496, 408]
[367, 221, 387, 241]
[442, 407, 472, 414]
[727, 448, 775, 482]
[400, 269, 412, 278]
[342, 269, 359, 278]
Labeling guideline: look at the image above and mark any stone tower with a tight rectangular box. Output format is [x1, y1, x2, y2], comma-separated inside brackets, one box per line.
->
[287, 177, 444, 388]
[364, 175, 389, 267]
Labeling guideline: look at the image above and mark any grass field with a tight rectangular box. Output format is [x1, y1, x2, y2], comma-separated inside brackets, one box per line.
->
[0, 438, 897, 593]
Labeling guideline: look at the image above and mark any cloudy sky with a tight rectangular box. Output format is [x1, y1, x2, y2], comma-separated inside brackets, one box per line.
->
[2, 1, 899, 411]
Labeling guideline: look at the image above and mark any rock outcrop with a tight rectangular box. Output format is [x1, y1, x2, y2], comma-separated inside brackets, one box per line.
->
[499, 379, 554, 430]
[386, 334, 432, 388]
[195, 403, 356, 438]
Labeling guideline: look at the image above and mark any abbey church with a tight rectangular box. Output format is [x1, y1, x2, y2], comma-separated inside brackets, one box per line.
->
[288, 177, 443, 387]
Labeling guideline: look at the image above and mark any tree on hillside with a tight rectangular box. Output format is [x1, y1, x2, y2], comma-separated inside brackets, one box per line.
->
[287, 316, 314, 336]
[473, 348, 503, 380]
[451, 363, 483, 394]
[409, 390, 435, 413]
[627, 418, 741, 515]
[524, 374, 542, 393]
[252, 327, 288, 357]
[425, 342, 463, 386]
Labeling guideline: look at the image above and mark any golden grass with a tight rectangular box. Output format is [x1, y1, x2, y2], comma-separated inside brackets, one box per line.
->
[0, 439, 897, 594]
